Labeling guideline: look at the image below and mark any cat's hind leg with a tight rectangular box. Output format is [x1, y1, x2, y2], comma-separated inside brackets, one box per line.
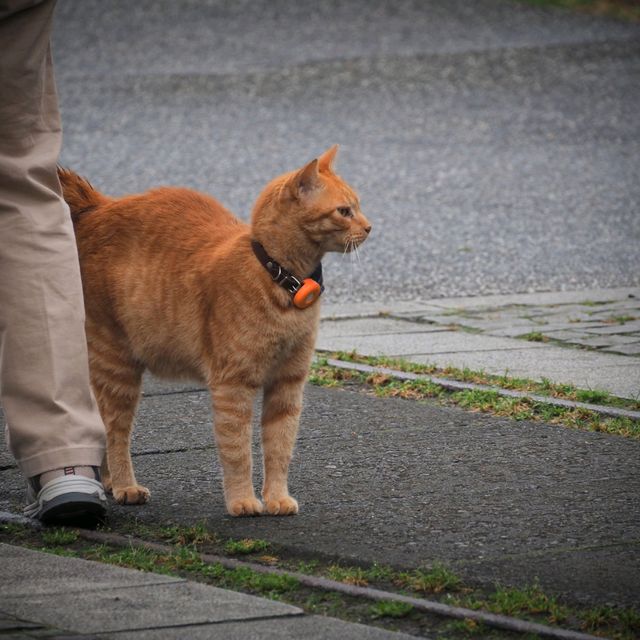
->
[88, 336, 147, 505]
[211, 382, 262, 516]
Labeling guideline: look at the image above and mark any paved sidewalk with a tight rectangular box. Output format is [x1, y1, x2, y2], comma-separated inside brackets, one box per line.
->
[320, 287, 640, 400]
[0, 541, 414, 639]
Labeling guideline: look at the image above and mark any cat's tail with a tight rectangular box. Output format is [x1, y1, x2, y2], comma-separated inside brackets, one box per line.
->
[57, 167, 110, 223]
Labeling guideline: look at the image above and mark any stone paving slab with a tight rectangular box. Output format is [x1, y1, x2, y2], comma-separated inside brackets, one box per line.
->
[321, 301, 443, 320]
[318, 290, 640, 398]
[585, 301, 640, 314]
[569, 335, 640, 348]
[319, 317, 450, 338]
[413, 315, 541, 332]
[0, 547, 300, 635]
[514, 321, 610, 334]
[399, 288, 640, 311]
[317, 330, 548, 357]
[611, 343, 640, 356]
[409, 349, 640, 399]
[583, 321, 640, 335]
[0, 543, 182, 597]
[104, 615, 418, 640]
[320, 290, 640, 321]
[485, 327, 551, 338]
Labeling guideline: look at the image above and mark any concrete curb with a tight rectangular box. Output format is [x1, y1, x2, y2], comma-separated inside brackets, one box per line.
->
[321, 357, 640, 421]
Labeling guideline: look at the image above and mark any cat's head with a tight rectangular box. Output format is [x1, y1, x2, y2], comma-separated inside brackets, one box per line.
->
[251, 145, 371, 257]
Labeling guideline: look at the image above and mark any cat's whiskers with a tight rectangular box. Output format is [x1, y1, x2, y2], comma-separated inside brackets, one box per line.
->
[353, 238, 361, 265]
[344, 235, 361, 298]
[342, 236, 351, 258]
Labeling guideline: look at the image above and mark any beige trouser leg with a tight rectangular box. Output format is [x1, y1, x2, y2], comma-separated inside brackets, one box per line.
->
[0, 0, 105, 477]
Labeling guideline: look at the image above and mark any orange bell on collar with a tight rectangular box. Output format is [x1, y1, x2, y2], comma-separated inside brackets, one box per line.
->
[293, 278, 322, 309]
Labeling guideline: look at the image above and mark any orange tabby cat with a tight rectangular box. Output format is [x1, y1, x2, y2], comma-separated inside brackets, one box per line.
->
[58, 146, 370, 516]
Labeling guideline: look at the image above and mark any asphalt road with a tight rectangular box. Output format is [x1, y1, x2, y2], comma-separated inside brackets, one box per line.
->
[51, 0, 640, 302]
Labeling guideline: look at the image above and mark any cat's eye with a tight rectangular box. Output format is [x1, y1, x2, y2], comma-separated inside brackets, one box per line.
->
[337, 207, 353, 218]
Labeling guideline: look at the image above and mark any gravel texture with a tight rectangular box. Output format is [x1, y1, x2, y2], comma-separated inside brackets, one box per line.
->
[52, 0, 640, 302]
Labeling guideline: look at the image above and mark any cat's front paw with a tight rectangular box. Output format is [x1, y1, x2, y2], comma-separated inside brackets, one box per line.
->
[264, 495, 298, 516]
[113, 484, 150, 505]
[227, 496, 264, 517]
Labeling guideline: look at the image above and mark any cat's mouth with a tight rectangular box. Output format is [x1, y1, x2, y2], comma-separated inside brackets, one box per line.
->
[343, 234, 368, 253]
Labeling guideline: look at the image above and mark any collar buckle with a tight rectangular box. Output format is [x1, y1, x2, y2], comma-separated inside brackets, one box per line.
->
[279, 273, 302, 294]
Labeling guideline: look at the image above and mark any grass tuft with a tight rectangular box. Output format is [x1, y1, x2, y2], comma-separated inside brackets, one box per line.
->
[521, 331, 548, 342]
[395, 564, 463, 594]
[370, 600, 414, 618]
[581, 605, 640, 635]
[41, 528, 79, 546]
[444, 618, 486, 636]
[575, 389, 611, 404]
[224, 538, 270, 555]
[310, 352, 640, 439]
[327, 565, 371, 587]
[157, 522, 218, 546]
[458, 583, 569, 624]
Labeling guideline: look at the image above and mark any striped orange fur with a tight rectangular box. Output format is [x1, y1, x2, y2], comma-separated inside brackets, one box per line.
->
[59, 146, 371, 516]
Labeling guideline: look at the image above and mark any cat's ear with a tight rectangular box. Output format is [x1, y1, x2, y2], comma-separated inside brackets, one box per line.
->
[292, 158, 322, 199]
[318, 144, 339, 173]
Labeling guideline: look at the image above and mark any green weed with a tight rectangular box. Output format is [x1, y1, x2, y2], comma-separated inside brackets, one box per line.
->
[157, 522, 218, 546]
[521, 331, 548, 342]
[42, 546, 78, 558]
[585, 416, 640, 438]
[604, 315, 636, 325]
[224, 538, 270, 555]
[370, 600, 414, 618]
[84, 542, 297, 598]
[443, 618, 487, 637]
[0, 523, 30, 539]
[308, 371, 344, 387]
[580, 299, 610, 306]
[483, 584, 569, 624]
[41, 528, 79, 546]
[575, 389, 612, 404]
[366, 562, 395, 582]
[395, 564, 463, 594]
[325, 562, 393, 586]
[327, 564, 371, 586]
[579, 603, 640, 639]
[296, 559, 320, 573]
[86, 545, 177, 575]
[304, 591, 348, 617]
[203, 564, 299, 596]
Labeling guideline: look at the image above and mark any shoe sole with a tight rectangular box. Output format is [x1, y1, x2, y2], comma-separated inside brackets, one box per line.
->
[39, 492, 107, 528]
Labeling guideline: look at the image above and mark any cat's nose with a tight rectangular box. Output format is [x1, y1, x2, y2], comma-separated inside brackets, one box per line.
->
[364, 224, 372, 234]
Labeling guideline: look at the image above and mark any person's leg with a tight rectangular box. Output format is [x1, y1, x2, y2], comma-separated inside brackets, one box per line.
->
[0, 0, 107, 524]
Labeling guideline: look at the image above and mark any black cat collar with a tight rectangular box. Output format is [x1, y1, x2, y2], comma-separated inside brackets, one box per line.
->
[251, 240, 324, 309]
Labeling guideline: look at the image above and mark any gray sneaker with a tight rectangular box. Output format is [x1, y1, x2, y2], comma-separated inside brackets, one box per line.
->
[24, 466, 107, 527]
